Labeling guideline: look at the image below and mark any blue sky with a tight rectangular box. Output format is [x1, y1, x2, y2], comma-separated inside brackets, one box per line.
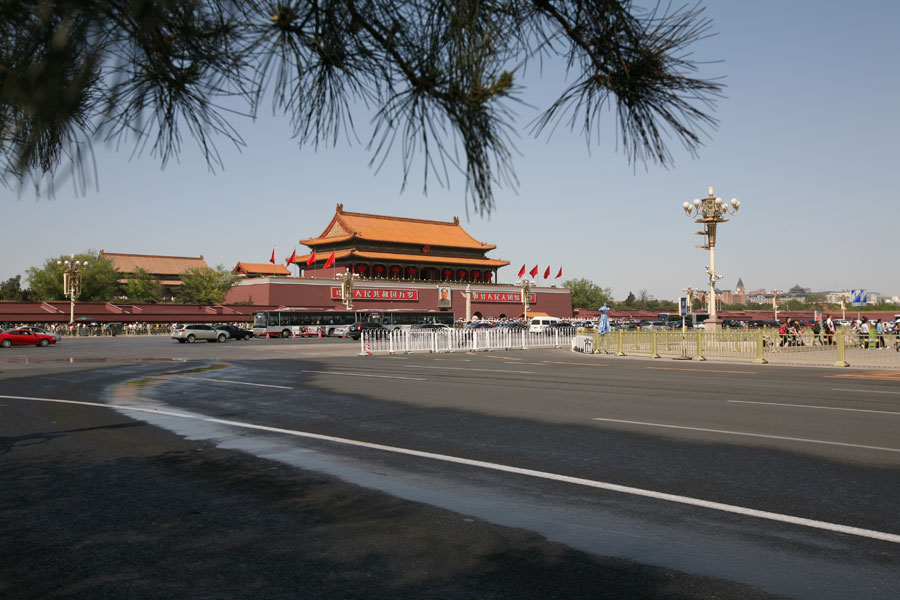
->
[3, 1, 899, 301]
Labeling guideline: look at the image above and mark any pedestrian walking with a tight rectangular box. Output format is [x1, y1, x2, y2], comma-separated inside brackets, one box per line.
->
[875, 319, 886, 349]
[811, 319, 823, 345]
[823, 313, 836, 345]
[859, 317, 870, 349]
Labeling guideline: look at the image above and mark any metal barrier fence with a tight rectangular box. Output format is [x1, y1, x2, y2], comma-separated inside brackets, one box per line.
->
[573, 328, 900, 368]
[360, 327, 578, 355]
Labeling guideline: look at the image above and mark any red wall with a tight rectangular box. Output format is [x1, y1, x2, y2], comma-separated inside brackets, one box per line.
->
[225, 278, 573, 319]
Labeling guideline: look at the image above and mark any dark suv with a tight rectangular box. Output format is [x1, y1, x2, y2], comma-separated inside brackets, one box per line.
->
[348, 321, 388, 340]
[214, 324, 254, 340]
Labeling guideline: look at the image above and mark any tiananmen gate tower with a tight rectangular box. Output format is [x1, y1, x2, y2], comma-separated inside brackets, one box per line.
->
[225, 205, 572, 319]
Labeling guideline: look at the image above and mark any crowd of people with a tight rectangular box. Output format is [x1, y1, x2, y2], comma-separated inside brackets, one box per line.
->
[774, 314, 898, 349]
[849, 316, 897, 349]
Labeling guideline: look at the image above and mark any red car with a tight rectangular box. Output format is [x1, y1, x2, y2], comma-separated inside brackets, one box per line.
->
[0, 328, 58, 347]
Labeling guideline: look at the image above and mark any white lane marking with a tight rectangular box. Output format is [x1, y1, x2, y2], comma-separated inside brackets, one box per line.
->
[409, 365, 535, 374]
[159, 375, 292, 390]
[832, 388, 900, 396]
[590, 417, 900, 454]
[3, 393, 899, 545]
[729, 399, 900, 416]
[302, 370, 426, 381]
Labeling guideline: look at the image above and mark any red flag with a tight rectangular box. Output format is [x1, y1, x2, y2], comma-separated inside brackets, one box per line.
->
[322, 251, 336, 269]
[286, 249, 296, 265]
[306, 249, 316, 267]
[517, 264, 525, 278]
[543, 266, 551, 279]
[529, 264, 538, 278]
[269, 248, 275, 264]
[555, 267, 562, 279]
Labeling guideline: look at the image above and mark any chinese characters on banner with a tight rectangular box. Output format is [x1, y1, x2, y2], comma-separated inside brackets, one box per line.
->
[330, 288, 534, 303]
[330, 288, 419, 301]
[472, 291, 536, 303]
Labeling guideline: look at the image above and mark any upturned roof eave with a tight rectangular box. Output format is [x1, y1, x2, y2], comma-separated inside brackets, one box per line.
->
[291, 248, 509, 268]
[300, 234, 496, 251]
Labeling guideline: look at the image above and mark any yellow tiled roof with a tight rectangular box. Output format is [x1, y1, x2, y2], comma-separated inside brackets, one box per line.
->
[100, 251, 208, 276]
[233, 262, 291, 275]
[115, 279, 184, 286]
[300, 204, 496, 250]
[293, 249, 508, 268]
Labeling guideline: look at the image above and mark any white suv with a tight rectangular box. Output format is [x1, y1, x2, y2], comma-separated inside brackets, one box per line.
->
[172, 324, 226, 343]
[529, 317, 560, 334]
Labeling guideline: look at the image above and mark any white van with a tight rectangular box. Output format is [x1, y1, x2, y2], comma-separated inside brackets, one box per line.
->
[529, 316, 561, 334]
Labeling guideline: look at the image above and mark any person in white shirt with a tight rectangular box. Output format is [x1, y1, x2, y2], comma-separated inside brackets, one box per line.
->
[859, 317, 870, 349]
[823, 314, 836, 345]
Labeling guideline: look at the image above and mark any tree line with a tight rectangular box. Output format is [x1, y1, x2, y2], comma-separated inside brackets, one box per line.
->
[564, 278, 678, 311]
[0, 252, 237, 304]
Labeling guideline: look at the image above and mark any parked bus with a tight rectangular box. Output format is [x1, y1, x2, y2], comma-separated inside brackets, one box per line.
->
[252, 309, 455, 338]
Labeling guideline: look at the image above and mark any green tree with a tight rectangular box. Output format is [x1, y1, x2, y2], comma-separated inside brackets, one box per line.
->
[623, 291, 636, 307]
[782, 299, 804, 311]
[3, 1, 723, 214]
[124, 267, 166, 303]
[563, 278, 612, 310]
[25, 252, 119, 301]
[804, 294, 826, 312]
[869, 299, 899, 312]
[636, 289, 654, 309]
[177, 265, 237, 305]
[0, 275, 37, 301]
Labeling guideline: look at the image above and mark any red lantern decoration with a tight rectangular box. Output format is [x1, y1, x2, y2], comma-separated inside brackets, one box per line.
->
[355, 264, 368, 274]
[456, 269, 468, 280]
[442, 268, 452, 280]
[471, 270, 481, 281]
[406, 266, 417, 279]
[374, 265, 385, 276]
[485, 272, 493, 281]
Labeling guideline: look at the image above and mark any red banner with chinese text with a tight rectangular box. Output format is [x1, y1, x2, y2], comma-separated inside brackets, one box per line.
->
[471, 291, 536, 303]
[330, 288, 419, 301]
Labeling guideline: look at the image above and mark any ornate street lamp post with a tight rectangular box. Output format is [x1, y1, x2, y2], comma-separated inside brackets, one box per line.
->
[682, 187, 740, 332]
[463, 284, 473, 323]
[682, 286, 698, 332]
[516, 278, 533, 322]
[57, 255, 87, 324]
[338, 271, 359, 310]
[772, 289, 782, 322]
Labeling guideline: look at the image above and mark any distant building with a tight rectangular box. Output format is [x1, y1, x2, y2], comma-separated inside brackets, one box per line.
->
[293, 204, 510, 282]
[232, 262, 291, 278]
[746, 288, 768, 304]
[825, 291, 852, 304]
[720, 277, 747, 305]
[227, 205, 571, 319]
[788, 284, 810, 300]
[99, 251, 209, 298]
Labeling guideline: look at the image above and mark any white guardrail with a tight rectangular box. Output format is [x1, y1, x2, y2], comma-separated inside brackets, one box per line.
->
[360, 327, 578, 355]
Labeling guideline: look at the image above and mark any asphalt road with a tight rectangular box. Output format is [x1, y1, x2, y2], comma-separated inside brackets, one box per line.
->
[2, 336, 899, 599]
